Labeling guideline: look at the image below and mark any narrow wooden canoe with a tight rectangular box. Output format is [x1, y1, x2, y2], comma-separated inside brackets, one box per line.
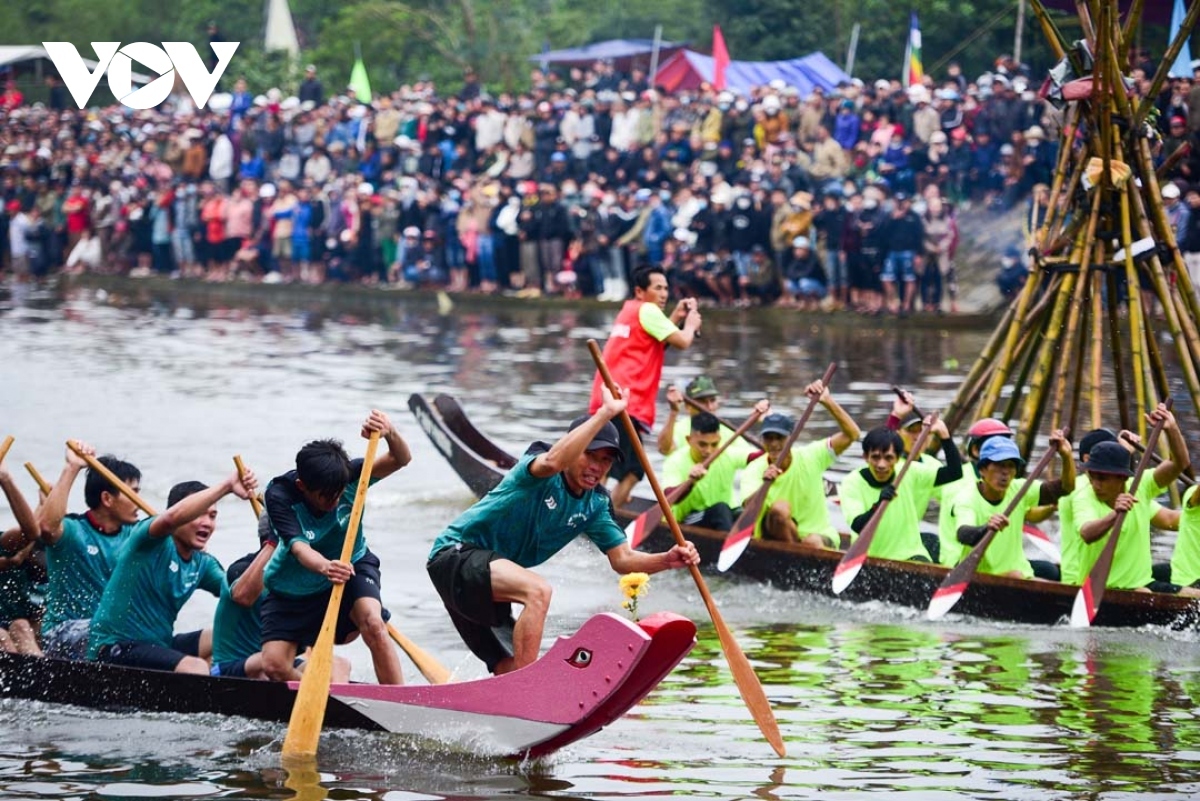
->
[0, 611, 696, 759]
[410, 393, 1200, 631]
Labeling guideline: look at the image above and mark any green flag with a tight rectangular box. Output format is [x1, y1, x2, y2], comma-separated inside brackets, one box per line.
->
[349, 56, 372, 102]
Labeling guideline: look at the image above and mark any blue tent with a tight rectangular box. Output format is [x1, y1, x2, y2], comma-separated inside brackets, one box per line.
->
[655, 50, 851, 95]
[531, 39, 687, 71]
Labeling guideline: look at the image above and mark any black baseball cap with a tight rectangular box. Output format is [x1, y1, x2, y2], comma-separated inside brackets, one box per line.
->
[1084, 441, 1133, 476]
[568, 415, 623, 461]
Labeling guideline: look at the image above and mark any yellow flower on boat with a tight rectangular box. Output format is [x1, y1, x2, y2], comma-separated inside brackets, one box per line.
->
[619, 572, 650, 621]
[620, 572, 650, 599]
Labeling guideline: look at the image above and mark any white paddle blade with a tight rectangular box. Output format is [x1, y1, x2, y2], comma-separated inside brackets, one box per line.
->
[831, 558, 863, 595]
[926, 587, 963, 621]
[1023, 524, 1061, 562]
[717, 527, 753, 572]
[1070, 587, 1094, 628]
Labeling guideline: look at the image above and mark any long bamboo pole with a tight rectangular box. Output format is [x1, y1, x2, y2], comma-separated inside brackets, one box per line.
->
[1106, 269, 1132, 432]
[1048, 192, 1103, 432]
[1088, 268, 1104, 430]
[1029, 0, 1069, 60]
[1016, 269, 1077, 455]
[980, 265, 1045, 417]
[1133, 0, 1200, 128]
[1119, 188, 1148, 439]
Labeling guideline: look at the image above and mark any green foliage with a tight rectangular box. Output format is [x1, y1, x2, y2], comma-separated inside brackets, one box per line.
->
[0, 0, 1090, 94]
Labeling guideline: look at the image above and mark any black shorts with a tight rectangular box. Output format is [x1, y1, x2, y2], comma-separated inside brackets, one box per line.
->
[260, 550, 389, 649]
[96, 630, 203, 672]
[607, 417, 649, 484]
[427, 544, 515, 673]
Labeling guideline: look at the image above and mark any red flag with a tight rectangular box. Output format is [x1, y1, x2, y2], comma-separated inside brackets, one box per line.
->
[712, 24, 730, 90]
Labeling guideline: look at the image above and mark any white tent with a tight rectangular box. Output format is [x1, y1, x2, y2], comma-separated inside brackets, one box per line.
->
[0, 45, 152, 84]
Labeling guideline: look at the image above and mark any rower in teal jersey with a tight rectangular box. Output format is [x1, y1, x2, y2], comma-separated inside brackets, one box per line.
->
[0, 461, 41, 655]
[210, 514, 351, 681]
[88, 473, 258, 674]
[33, 443, 144, 660]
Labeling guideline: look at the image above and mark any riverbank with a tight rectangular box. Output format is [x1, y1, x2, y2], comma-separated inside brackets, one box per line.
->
[50, 272, 1004, 332]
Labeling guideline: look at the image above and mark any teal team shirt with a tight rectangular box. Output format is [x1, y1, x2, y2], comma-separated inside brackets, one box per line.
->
[42, 513, 145, 635]
[88, 522, 225, 658]
[430, 454, 626, 567]
[0, 545, 38, 624]
[263, 460, 376, 599]
[212, 582, 264, 663]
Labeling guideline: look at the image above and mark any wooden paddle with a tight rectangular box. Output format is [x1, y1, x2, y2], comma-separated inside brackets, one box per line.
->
[718, 363, 838, 572]
[234, 454, 450, 686]
[682, 396, 766, 450]
[1119, 431, 1195, 487]
[25, 462, 53, 496]
[67, 441, 156, 515]
[832, 413, 938, 595]
[625, 408, 766, 549]
[233, 455, 265, 518]
[588, 339, 786, 758]
[926, 431, 1066, 621]
[0, 436, 13, 466]
[283, 431, 379, 759]
[1071, 402, 1171, 628]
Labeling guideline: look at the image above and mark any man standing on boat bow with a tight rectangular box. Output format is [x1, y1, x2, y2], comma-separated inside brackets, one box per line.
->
[427, 385, 701, 675]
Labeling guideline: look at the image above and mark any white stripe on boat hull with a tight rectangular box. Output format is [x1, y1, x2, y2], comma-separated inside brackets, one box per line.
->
[334, 695, 568, 754]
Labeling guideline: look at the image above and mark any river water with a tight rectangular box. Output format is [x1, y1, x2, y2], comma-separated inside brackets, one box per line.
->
[1, 281, 1198, 800]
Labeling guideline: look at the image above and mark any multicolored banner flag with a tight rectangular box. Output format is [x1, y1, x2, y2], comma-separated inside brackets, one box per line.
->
[902, 12, 923, 87]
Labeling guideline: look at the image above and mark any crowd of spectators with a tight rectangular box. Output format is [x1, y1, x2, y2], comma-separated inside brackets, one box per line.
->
[0, 47, 1187, 314]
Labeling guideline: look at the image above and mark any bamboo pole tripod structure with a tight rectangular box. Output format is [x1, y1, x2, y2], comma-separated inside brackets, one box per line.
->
[944, 0, 1200, 457]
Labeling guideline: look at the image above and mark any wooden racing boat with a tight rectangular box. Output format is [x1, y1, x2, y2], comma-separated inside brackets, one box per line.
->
[0, 611, 696, 759]
[410, 393, 1200, 631]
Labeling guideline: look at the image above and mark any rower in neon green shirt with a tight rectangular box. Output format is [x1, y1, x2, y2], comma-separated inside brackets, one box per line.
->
[662, 412, 743, 531]
[739, 379, 860, 548]
[1171, 485, 1200, 588]
[839, 421, 962, 563]
[1074, 404, 1199, 595]
[948, 433, 1073, 578]
[657, 375, 758, 466]
[934, 418, 1016, 567]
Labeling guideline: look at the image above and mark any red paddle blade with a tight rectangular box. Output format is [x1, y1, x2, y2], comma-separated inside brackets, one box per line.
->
[831, 552, 866, 595]
[718, 525, 755, 572]
[1023, 524, 1061, 562]
[625, 511, 656, 549]
[1070, 580, 1097, 628]
[926, 582, 968, 621]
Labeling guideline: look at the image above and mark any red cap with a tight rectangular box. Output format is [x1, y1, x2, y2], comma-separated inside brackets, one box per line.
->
[967, 418, 1013, 438]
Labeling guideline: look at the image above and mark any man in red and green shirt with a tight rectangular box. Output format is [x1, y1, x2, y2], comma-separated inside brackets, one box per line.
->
[589, 266, 702, 509]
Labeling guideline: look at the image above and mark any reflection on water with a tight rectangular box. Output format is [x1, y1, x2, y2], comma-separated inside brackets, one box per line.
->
[1, 284, 1199, 800]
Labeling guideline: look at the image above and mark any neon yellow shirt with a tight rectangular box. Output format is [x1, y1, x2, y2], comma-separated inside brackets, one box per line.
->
[740, 440, 838, 543]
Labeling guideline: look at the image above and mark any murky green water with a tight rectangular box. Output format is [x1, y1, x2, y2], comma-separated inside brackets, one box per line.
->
[1, 280, 1198, 799]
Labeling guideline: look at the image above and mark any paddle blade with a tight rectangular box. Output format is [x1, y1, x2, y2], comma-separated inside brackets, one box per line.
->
[718, 525, 754, 572]
[708, 607, 786, 757]
[1070, 581, 1097, 628]
[1023, 524, 1061, 562]
[626, 508, 661, 550]
[926, 582, 967, 621]
[282, 587, 344, 758]
[387, 622, 451, 685]
[831, 553, 865, 595]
